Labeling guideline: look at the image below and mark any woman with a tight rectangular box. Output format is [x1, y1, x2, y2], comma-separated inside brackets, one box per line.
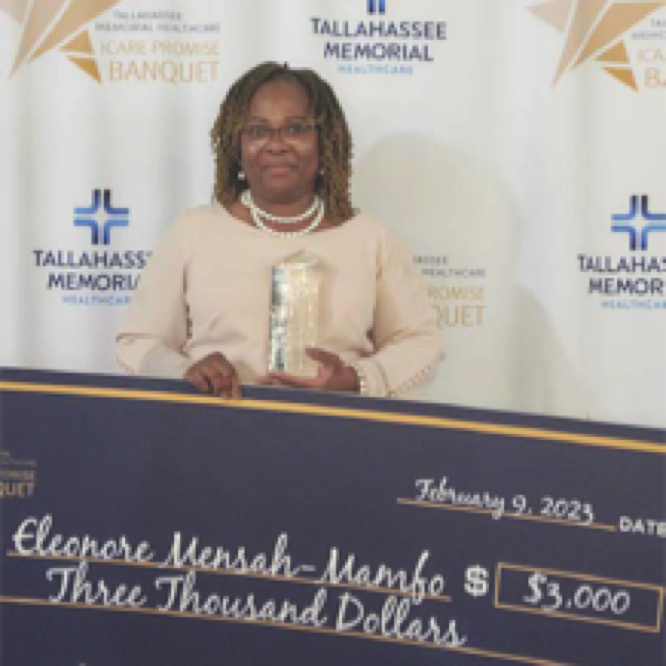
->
[117, 62, 441, 398]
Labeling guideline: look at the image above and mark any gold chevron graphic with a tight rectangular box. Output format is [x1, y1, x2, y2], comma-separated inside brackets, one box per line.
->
[0, 0, 122, 82]
[9, 0, 68, 75]
[60, 28, 94, 55]
[553, 0, 608, 82]
[574, 4, 663, 68]
[604, 65, 638, 88]
[530, 0, 666, 89]
[29, 0, 119, 62]
[68, 55, 100, 81]
[528, 0, 573, 32]
[597, 40, 631, 64]
[0, 0, 26, 22]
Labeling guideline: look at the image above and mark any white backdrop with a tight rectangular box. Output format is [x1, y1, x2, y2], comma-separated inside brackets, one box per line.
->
[1, 0, 665, 428]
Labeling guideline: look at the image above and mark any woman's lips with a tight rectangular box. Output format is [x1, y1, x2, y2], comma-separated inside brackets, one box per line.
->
[263, 164, 295, 175]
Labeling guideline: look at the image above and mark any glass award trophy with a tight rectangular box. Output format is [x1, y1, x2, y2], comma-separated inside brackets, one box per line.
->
[268, 252, 322, 378]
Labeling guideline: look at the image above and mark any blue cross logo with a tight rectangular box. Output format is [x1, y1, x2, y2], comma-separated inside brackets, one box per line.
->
[74, 189, 129, 245]
[368, 0, 387, 15]
[612, 195, 666, 251]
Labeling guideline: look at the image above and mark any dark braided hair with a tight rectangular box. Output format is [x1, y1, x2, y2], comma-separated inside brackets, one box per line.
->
[211, 62, 355, 223]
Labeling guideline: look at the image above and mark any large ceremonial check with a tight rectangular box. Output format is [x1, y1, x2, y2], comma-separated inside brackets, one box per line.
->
[1, 369, 665, 665]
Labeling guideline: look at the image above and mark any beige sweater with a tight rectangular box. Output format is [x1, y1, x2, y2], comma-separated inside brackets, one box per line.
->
[116, 204, 442, 397]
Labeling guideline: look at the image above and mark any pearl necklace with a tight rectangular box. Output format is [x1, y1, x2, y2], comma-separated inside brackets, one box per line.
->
[241, 190, 321, 224]
[241, 190, 325, 237]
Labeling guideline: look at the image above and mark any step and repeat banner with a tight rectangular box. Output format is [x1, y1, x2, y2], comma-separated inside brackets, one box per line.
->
[1, 0, 665, 428]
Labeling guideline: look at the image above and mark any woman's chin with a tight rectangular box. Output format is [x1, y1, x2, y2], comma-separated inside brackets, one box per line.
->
[256, 184, 308, 205]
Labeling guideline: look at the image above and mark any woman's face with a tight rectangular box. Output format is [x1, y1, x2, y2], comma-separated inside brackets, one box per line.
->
[239, 79, 319, 205]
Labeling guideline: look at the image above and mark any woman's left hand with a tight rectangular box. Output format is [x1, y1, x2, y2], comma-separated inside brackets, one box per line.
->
[257, 348, 360, 393]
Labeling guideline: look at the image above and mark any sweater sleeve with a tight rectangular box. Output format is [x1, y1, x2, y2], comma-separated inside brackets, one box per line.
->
[354, 228, 443, 398]
[116, 213, 192, 378]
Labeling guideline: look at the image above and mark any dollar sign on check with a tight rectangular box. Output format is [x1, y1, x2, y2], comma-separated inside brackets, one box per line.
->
[465, 565, 489, 598]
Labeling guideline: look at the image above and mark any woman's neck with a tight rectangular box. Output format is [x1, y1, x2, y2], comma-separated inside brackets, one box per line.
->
[249, 190, 316, 218]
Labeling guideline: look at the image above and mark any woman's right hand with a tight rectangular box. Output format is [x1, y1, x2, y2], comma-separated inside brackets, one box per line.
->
[184, 353, 241, 399]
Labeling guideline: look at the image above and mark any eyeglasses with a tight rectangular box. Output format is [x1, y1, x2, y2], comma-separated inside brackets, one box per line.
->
[241, 122, 316, 146]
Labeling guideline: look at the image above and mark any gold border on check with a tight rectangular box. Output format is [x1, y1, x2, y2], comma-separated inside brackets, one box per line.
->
[1, 380, 664, 455]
